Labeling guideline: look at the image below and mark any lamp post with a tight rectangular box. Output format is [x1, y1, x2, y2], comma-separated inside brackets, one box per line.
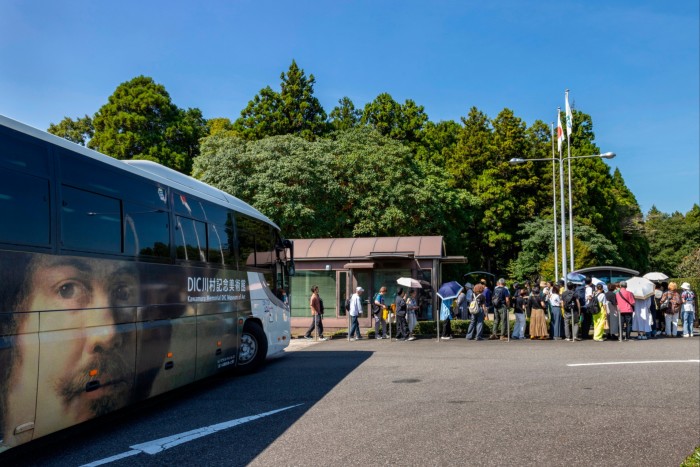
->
[509, 151, 616, 283]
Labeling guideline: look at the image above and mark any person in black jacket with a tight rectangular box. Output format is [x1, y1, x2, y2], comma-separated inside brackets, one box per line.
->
[563, 282, 582, 341]
[394, 288, 409, 341]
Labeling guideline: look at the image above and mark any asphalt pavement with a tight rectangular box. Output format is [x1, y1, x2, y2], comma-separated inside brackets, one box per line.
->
[2, 335, 699, 466]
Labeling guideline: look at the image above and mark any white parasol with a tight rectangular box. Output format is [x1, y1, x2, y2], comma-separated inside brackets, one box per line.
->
[397, 277, 423, 289]
[626, 276, 655, 299]
[642, 272, 669, 282]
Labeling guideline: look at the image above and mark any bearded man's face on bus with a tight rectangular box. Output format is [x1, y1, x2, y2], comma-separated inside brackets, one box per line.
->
[12, 256, 139, 428]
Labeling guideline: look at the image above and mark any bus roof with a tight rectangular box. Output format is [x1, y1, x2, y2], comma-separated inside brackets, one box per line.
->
[0, 114, 279, 230]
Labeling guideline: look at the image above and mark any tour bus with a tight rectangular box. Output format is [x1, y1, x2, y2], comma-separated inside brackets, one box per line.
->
[0, 115, 294, 452]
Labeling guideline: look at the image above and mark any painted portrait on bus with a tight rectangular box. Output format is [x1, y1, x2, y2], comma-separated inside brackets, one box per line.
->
[0, 250, 202, 449]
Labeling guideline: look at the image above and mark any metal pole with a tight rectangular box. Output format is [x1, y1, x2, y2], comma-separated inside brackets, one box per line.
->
[558, 110, 568, 284]
[566, 91, 575, 272]
[551, 123, 559, 282]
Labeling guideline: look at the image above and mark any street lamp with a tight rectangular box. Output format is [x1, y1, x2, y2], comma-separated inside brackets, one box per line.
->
[509, 151, 616, 282]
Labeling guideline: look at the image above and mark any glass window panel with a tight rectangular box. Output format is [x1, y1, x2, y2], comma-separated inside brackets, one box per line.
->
[124, 203, 170, 258]
[0, 126, 50, 176]
[0, 169, 50, 246]
[62, 186, 121, 253]
[208, 222, 235, 265]
[175, 216, 207, 262]
[60, 150, 167, 209]
[290, 271, 336, 318]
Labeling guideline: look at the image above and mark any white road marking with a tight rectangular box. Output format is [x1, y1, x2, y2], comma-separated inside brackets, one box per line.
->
[81, 404, 303, 466]
[567, 359, 700, 367]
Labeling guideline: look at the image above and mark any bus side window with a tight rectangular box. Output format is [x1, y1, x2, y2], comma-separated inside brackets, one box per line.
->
[175, 215, 206, 262]
[124, 202, 170, 259]
[0, 169, 51, 246]
[61, 186, 121, 254]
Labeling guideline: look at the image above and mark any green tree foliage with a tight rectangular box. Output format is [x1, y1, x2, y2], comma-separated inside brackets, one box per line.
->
[646, 204, 700, 276]
[414, 120, 461, 168]
[88, 76, 207, 173]
[193, 128, 477, 243]
[360, 93, 428, 145]
[207, 117, 238, 137]
[234, 60, 327, 141]
[47, 115, 94, 146]
[329, 97, 361, 131]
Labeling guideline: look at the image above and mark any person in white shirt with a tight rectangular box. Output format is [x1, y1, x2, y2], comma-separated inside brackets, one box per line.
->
[349, 286, 364, 340]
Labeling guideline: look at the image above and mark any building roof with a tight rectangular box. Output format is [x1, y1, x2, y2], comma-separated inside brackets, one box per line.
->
[292, 236, 446, 260]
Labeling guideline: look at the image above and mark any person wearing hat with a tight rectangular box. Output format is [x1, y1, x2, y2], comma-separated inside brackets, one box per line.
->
[348, 286, 364, 340]
[680, 282, 696, 338]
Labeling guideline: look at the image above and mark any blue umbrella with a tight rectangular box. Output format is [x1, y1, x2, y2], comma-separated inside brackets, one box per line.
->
[437, 281, 463, 300]
[566, 272, 586, 284]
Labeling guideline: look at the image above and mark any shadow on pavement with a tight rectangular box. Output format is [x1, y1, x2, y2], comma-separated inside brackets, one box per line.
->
[1, 348, 372, 466]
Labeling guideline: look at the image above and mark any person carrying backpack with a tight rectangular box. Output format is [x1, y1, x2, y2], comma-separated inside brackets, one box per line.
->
[466, 283, 486, 340]
[660, 282, 683, 337]
[489, 278, 511, 341]
[562, 282, 581, 341]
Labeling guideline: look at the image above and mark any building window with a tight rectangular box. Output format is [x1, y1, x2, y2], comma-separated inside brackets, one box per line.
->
[290, 271, 336, 318]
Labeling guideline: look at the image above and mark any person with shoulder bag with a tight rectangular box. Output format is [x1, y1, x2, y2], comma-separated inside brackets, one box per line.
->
[466, 283, 486, 340]
[660, 282, 683, 337]
[373, 287, 388, 339]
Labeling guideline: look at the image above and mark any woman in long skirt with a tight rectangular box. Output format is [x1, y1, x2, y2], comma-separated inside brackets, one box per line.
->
[406, 290, 418, 341]
[632, 296, 653, 339]
[529, 286, 549, 339]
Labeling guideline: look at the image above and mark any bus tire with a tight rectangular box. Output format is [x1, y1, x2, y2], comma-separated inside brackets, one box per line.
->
[237, 321, 267, 374]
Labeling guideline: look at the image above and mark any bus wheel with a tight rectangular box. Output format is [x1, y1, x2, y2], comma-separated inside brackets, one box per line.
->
[237, 321, 267, 374]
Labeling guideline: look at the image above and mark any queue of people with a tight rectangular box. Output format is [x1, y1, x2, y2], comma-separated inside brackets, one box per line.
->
[305, 278, 696, 342]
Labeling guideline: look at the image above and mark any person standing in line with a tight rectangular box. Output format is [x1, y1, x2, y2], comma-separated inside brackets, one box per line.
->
[528, 285, 549, 340]
[490, 278, 510, 341]
[511, 288, 528, 339]
[481, 279, 493, 321]
[579, 277, 594, 339]
[562, 282, 582, 342]
[348, 286, 364, 340]
[592, 283, 608, 342]
[651, 283, 665, 337]
[605, 283, 619, 339]
[440, 297, 454, 340]
[373, 286, 388, 339]
[680, 282, 696, 337]
[304, 285, 327, 341]
[548, 284, 563, 340]
[406, 290, 418, 340]
[466, 283, 486, 340]
[632, 292, 652, 340]
[394, 288, 409, 341]
[616, 281, 636, 341]
[660, 282, 682, 337]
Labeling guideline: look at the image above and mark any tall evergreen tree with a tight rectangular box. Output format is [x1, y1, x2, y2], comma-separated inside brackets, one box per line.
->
[234, 60, 327, 140]
[89, 76, 207, 173]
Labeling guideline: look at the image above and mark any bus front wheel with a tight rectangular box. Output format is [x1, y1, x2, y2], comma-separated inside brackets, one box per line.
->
[237, 321, 267, 374]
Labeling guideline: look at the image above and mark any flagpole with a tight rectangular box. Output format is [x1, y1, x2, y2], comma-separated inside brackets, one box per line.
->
[551, 122, 559, 283]
[558, 108, 568, 287]
[565, 89, 575, 272]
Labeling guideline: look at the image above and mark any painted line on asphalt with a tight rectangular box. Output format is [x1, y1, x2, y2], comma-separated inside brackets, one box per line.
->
[81, 404, 303, 466]
[567, 359, 700, 367]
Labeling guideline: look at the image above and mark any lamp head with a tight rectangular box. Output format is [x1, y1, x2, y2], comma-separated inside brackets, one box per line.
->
[600, 152, 616, 159]
[509, 158, 526, 164]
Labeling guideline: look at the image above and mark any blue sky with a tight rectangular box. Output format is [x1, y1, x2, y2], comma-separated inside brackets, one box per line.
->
[1, 0, 698, 215]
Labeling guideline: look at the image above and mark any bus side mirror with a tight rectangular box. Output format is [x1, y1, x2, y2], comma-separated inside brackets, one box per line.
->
[287, 260, 295, 277]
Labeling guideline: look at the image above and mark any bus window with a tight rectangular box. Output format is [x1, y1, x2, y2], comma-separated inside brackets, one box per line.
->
[0, 126, 50, 176]
[61, 186, 121, 254]
[175, 216, 206, 262]
[0, 169, 50, 246]
[124, 202, 170, 259]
